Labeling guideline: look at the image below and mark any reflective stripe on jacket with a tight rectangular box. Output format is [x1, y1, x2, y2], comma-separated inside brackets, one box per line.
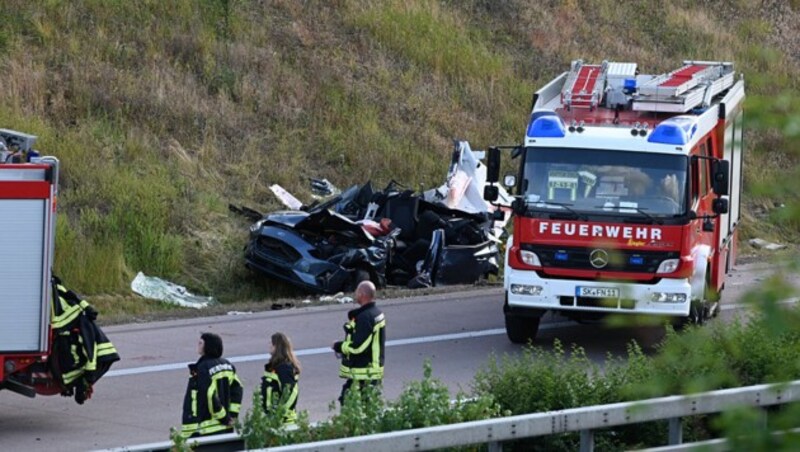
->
[338, 302, 385, 381]
[181, 357, 243, 438]
[261, 362, 299, 424]
[49, 277, 120, 391]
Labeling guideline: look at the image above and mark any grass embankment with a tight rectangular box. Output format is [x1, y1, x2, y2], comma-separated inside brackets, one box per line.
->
[0, 1, 798, 315]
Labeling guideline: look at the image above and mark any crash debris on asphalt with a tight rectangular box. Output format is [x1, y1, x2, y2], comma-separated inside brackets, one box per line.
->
[242, 141, 511, 294]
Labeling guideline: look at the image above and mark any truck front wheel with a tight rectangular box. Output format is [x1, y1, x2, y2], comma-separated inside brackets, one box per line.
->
[503, 296, 545, 344]
[505, 313, 541, 344]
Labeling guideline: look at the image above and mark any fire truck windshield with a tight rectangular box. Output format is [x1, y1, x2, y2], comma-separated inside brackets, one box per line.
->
[522, 147, 688, 219]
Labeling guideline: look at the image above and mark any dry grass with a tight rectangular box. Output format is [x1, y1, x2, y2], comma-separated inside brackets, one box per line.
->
[0, 0, 798, 317]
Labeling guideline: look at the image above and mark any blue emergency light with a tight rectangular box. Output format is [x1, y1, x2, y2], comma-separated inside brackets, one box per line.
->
[629, 255, 644, 265]
[647, 116, 699, 145]
[527, 111, 566, 138]
[554, 251, 569, 261]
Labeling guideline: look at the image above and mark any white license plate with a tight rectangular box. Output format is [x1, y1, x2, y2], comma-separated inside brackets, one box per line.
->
[576, 286, 620, 298]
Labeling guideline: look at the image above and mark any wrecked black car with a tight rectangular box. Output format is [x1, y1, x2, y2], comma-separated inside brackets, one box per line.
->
[243, 141, 510, 294]
[245, 208, 397, 293]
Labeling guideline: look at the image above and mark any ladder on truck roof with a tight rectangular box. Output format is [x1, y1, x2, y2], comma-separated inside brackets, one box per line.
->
[561, 60, 608, 110]
[633, 61, 735, 113]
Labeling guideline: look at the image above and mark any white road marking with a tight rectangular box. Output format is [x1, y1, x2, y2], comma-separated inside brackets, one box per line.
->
[105, 297, 799, 378]
[105, 322, 574, 378]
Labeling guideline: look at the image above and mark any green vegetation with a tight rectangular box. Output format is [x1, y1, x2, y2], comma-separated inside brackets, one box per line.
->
[0, 1, 798, 307]
[240, 360, 503, 449]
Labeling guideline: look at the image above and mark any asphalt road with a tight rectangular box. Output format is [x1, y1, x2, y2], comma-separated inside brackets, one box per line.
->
[0, 262, 793, 451]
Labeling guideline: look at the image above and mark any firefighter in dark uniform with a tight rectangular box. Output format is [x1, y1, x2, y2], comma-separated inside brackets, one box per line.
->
[181, 332, 243, 438]
[332, 280, 386, 404]
[261, 332, 301, 424]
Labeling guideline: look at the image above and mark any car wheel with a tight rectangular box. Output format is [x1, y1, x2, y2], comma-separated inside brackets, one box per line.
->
[355, 269, 371, 283]
[347, 269, 371, 291]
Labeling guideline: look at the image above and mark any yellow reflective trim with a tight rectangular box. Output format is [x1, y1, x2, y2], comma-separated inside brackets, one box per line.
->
[230, 403, 240, 413]
[180, 423, 199, 439]
[191, 389, 198, 417]
[266, 385, 274, 407]
[206, 378, 222, 419]
[97, 347, 118, 357]
[51, 296, 83, 328]
[85, 343, 98, 371]
[208, 370, 239, 420]
[284, 383, 299, 408]
[200, 424, 230, 435]
[343, 333, 373, 355]
[349, 366, 384, 380]
[62, 368, 84, 385]
[197, 418, 232, 435]
[263, 372, 280, 383]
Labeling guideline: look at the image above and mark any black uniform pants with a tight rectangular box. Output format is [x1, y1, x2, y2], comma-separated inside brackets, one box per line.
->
[338, 379, 382, 405]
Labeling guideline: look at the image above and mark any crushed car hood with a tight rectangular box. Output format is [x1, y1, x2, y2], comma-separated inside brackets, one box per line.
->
[263, 209, 375, 246]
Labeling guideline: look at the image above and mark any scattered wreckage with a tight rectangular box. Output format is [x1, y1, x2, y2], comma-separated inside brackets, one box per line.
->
[241, 141, 510, 294]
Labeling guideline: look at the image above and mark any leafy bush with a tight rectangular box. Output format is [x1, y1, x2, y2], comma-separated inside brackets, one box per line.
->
[473, 339, 663, 451]
[471, 300, 800, 450]
[240, 360, 503, 447]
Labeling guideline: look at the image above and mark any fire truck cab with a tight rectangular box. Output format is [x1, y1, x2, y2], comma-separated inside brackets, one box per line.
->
[486, 60, 745, 343]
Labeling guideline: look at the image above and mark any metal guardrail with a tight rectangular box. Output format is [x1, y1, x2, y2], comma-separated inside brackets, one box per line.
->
[107, 380, 800, 452]
[100, 432, 243, 452]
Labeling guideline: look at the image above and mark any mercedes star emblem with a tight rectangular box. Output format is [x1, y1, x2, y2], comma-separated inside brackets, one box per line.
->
[589, 249, 609, 269]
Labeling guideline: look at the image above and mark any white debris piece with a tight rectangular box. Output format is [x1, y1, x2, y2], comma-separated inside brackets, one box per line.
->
[318, 292, 353, 304]
[131, 272, 216, 309]
[422, 141, 512, 239]
[227, 311, 253, 316]
[319, 292, 344, 302]
[748, 238, 788, 251]
[269, 184, 304, 210]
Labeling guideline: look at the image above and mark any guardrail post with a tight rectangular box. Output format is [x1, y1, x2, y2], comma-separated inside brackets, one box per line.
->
[487, 441, 503, 452]
[668, 417, 683, 444]
[580, 429, 594, 452]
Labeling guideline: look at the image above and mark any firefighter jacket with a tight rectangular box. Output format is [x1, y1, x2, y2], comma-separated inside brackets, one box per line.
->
[181, 356, 243, 438]
[261, 362, 299, 424]
[333, 302, 386, 381]
[49, 276, 120, 404]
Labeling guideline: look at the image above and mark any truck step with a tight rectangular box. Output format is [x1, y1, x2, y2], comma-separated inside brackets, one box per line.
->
[0, 377, 37, 398]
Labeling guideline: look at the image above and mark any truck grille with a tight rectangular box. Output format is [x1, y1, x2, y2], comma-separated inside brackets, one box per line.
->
[522, 244, 678, 273]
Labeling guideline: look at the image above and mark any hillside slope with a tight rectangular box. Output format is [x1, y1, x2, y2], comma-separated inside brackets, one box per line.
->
[0, 0, 798, 301]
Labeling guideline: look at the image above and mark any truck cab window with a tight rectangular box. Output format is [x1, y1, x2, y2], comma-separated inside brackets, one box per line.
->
[523, 147, 688, 217]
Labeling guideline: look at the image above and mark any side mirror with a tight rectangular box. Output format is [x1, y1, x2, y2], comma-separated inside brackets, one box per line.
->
[711, 159, 730, 196]
[511, 196, 526, 213]
[503, 174, 517, 188]
[511, 146, 523, 159]
[486, 147, 501, 184]
[712, 197, 729, 215]
[484, 185, 499, 202]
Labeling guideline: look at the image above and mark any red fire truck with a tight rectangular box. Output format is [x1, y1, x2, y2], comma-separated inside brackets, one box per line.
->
[484, 60, 745, 343]
[0, 128, 63, 396]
